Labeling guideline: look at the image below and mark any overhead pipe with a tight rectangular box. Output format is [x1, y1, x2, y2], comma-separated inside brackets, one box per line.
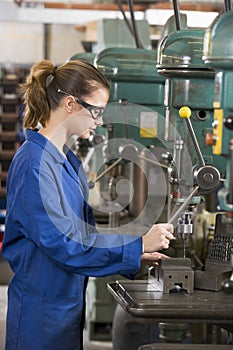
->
[172, 0, 182, 30]
[115, 0, 144, 49]
[128, 0, 143, 49]
[224, 0, 232, 12]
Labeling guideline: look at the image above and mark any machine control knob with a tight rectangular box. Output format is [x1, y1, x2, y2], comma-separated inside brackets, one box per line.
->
[161, 151, 173, 163]
[224, 115, 233, 130]
[193, 165, 220, 193]
[205, 132, 214, 146]
[179, 106, 192, 119]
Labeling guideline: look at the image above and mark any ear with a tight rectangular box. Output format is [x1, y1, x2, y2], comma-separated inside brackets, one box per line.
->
[64, 96, 80, 113]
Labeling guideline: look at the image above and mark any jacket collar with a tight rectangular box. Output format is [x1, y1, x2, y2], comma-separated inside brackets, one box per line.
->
[25, 129, 66, 164]
[25, 129, 87, 192]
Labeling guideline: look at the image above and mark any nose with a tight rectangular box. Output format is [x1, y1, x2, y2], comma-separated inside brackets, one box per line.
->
[95, 117, 103, 127]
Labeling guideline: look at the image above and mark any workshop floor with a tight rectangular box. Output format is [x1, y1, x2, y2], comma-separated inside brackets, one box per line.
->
[0, 285, 113, 350]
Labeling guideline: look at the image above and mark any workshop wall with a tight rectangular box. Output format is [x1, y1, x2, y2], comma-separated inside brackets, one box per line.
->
[49, 24, 85, 63]
[0, 21, 85, 65]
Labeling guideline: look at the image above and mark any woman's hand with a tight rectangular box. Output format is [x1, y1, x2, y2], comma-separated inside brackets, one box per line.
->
[141, 252, 169, 266]
[142, 223, 175, 253]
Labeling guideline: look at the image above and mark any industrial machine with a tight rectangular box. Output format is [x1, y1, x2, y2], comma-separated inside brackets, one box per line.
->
[105, 8, 233, 349]
[154, 24, 230, 293]
[89, 46, 168, 226]
[156, 28, 226, 205]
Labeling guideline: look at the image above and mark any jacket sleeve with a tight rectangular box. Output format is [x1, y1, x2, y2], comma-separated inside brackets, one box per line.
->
[20, 165, 143, 279]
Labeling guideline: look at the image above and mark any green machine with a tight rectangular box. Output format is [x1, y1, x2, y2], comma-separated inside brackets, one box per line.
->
[156, 29, 226, 213]
[93, 47, 168, 221]
[69, 52, 96, 65]
[203, 10, 233, 215]
[95, 47, 166, 148]
[154, 13, 233, 296]
[101, 10, 233, 348]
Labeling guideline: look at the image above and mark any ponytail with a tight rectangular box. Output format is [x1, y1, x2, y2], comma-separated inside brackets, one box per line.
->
[19, 60, 55, 129]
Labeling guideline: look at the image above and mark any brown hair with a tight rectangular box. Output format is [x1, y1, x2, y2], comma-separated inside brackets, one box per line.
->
[19, 59, 110, 129]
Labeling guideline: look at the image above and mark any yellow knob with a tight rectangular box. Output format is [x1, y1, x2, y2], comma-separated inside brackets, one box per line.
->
[179, 106, 192, 119]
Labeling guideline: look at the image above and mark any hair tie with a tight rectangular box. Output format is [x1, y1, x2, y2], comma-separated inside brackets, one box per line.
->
[52, 66, 57, 76]
[46, 66, 57, 88]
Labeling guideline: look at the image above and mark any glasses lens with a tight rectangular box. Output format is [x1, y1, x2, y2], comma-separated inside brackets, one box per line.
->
[92, 107, 104, 119]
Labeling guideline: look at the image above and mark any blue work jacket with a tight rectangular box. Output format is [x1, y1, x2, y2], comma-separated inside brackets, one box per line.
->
[3, 129, 142, 350]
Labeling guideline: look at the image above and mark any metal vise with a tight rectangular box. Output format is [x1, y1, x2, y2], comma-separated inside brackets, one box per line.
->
[152, 258, 194, 294]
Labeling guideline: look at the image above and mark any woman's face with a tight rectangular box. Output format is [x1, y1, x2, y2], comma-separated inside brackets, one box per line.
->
[67, 87, 109, 139]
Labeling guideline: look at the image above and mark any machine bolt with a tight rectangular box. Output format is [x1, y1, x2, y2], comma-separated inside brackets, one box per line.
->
[212, 120, 219, 128]
[174, 139, 184, 150]
[203, 173, 214, 183]
[182, 55, 191, 64]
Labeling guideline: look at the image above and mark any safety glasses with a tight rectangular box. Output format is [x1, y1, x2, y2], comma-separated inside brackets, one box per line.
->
[57, 88, 105, 120]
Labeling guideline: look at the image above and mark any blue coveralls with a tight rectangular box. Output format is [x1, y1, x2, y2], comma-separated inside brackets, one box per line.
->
[2, 129, 142, 350]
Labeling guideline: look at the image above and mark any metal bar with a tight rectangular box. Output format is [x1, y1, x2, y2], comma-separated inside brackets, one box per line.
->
[168, 185, 199, 225]
[138, 154, 168, 168]
[185, 118, 205, 166]
[94, 157, 122, 182]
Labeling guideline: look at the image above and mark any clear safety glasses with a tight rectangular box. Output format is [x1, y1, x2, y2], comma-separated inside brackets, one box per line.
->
[57, 88, 105, 120]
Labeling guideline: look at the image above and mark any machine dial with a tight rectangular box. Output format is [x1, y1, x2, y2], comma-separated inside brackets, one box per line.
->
[224, 115, 233, 130]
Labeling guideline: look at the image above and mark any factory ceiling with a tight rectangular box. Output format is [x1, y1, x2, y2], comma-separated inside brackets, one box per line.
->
[0, 0, 224, 26]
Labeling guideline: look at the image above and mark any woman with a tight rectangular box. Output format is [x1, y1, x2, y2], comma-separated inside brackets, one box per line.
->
[2, 59, 174, 350]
